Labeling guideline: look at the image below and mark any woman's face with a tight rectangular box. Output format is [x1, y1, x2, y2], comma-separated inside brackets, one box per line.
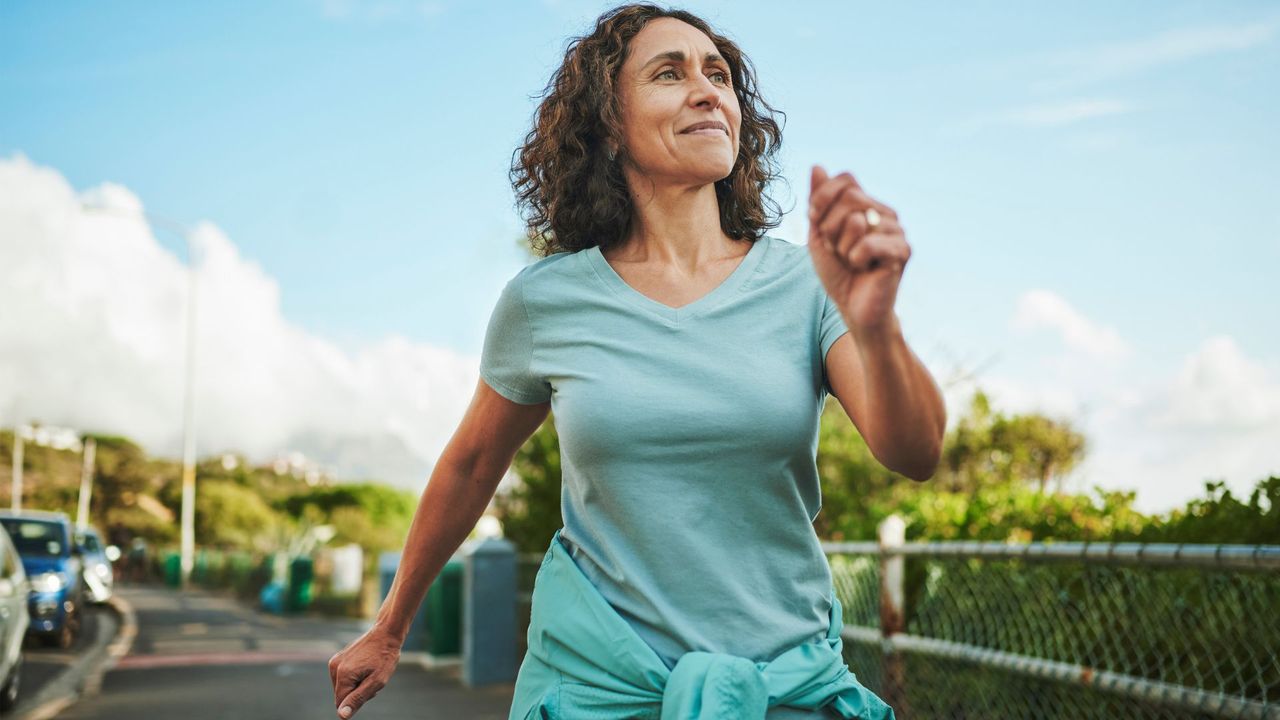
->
[615, 17, 741, 188]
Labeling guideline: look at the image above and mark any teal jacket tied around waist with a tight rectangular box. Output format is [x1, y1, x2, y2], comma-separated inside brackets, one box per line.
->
[509, 529, 897, 720]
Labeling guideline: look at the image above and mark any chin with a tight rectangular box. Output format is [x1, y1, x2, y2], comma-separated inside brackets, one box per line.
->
[686, 161, 735, 183]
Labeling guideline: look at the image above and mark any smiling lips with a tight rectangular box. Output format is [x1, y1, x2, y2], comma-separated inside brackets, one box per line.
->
[680, 121, 728, 136]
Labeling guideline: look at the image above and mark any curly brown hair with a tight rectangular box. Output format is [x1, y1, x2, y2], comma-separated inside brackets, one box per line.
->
[509, 3, 788, 258]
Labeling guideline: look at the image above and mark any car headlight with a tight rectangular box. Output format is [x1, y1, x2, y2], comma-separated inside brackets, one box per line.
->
[93, 564, 112, 578]
[31, 571, 67, 593]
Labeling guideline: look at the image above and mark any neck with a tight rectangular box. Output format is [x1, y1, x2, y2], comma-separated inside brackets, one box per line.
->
[609, 176, 740, 271]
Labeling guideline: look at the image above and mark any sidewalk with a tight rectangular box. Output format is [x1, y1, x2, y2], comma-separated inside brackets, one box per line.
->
[57, 583, 515, 719]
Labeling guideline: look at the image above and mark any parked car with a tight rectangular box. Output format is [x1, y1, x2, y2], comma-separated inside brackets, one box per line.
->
[0, 522, 30, 713]
[0, 511, 85, 649]
[74, 526, 114, 604]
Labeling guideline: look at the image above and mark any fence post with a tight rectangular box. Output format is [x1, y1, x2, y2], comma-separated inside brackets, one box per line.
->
[878, 513, 909, 715]
[460, 537, 517, 687]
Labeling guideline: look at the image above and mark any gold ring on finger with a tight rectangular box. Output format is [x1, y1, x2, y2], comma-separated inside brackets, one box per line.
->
[863, 207, 881, 231]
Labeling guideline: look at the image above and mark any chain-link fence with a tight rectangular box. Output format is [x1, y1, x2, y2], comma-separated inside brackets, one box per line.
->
[516, 521, 1280, 719]
[827, 515, 1280, 719]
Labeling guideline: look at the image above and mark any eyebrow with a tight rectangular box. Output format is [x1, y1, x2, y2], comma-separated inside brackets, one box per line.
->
[639, 50, 728, 72]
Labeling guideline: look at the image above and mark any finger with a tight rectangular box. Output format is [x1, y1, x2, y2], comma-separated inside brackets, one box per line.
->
[810, 172, 854, 223]
[826, 184, 904, 243]
[819, 184, 869, 243]
[860, 191, 898, 221]
[848, 231, 909, 273]
[328, 655, 339, 698]
[808, 165, 828, 222]
[339, 675, 387, 719]
[834, 207, 866, 261]
[810, 164, 829, 195]
[844, 232, 887, 273]
[809, 173, 856, 226]
[825, 179, 899, 225]
[334, 668, 365, 710]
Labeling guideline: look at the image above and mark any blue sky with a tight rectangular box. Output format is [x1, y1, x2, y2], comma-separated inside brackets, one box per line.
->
[2, 0, 1278, 514]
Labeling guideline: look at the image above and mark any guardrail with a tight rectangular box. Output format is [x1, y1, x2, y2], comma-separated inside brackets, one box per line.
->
[514, 518, 1280, 719]
[826, 515, 1280, 719]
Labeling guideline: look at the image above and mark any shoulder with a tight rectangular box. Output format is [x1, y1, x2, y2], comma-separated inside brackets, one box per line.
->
[747, 234, 823, 294]
[508, 248, 582, 289]
[756, 234, 811, 272]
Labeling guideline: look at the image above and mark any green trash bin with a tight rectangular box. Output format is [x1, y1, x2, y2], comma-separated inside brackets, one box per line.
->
[287, 555, 314, 613]
[193, 550, 209, 585]
[164, 552, 182, 587]
[424, 559, 462, 654]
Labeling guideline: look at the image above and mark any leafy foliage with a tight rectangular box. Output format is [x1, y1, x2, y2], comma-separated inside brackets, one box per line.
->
[493, 414, 563, 554]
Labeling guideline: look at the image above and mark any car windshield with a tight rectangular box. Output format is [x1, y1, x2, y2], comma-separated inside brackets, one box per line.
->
[0, 519, 66, 557]
[77, 532, 101, 552]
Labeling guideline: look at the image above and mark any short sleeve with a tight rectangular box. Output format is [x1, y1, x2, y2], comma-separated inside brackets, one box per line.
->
[479, 272, 552, 405]
[818, 291, 849, 396]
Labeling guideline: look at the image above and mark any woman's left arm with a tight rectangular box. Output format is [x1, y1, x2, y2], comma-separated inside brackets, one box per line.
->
[808, 164, 947, 481]
[826, 314, 947, 481]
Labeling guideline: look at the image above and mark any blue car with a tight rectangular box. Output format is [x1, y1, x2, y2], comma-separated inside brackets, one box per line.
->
[0, 511, 85, 649]
[74, 526, 114, 604]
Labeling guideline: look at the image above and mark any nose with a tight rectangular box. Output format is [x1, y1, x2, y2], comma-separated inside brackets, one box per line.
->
[688, 72, 723, 110]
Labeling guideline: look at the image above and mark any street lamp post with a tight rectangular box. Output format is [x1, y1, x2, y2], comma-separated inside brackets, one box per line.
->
[9, 424, 33, 511]
[76, 436, 97, 530]
[80, 202, 201, 590]
[178, 250, 199, 590]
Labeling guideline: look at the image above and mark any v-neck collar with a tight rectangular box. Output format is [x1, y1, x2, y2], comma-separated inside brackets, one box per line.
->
[584, 236, 769, 324]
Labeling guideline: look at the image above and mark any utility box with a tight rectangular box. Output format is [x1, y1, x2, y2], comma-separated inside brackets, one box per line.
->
[287, 555, 315, 613]
[424, 559, 462, 654]
[379, 551, 429, 651]
[460, 537, 517, 687]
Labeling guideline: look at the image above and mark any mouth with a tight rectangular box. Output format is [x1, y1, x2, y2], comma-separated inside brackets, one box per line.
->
[680, 121, 729, 135]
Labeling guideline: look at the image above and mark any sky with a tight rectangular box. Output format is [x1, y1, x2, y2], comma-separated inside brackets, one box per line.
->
[1, 0, 1278, 515]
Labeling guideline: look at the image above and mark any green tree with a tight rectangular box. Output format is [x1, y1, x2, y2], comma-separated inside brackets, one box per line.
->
[492, 415, 562, 554]
[195, 480, 286, 551]
[280, 483, 417, 554]
[936, 390, 1085, 494]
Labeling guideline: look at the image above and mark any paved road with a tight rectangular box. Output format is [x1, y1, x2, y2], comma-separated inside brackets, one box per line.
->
[60, 583, 515, 720]
[11, 601, 118, 717]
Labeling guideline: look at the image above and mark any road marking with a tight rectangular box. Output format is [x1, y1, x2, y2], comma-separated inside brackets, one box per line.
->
[150, 638, 248, 653]
[113, 650, 336, 670]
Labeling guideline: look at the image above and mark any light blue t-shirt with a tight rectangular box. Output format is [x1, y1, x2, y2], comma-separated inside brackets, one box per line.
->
[480, 234, 850, 676]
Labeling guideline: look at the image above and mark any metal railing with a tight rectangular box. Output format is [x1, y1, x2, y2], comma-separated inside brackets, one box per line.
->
[826, 515, 1280, 719]
[512, 518, 1280, 719]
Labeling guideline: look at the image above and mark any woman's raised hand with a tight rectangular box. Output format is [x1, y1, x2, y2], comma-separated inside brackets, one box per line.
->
[328, 624, 403, 718]
[807, 164, 911, 338]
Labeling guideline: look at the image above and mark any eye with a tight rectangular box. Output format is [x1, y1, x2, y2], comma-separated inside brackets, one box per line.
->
[657, 67, 731, 85]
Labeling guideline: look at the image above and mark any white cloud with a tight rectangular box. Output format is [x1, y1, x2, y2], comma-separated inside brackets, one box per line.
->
[955, 291, 1280, 515]
[938, 16, 1277, 138]
[1153, 336, 1280, 431]
[1076, 336, 1280, 514]
[1033, 17, 1279, 92]
[1002, 98, 1135, 127]
[1011, 289, 1130, 362]
[942, 97, 1135, 138]
[0, 153, 479, 491]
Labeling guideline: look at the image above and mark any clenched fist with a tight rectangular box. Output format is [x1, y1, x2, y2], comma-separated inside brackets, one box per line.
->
[807, 164, 911, 337]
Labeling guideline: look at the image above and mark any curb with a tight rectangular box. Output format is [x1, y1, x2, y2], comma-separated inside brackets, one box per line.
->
[399, 651, 462, 671]
[17, 594, 134, 720]
[83, 593, 136, 695]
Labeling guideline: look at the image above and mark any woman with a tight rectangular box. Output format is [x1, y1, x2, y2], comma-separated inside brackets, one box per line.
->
[328, 4, 946, 719]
